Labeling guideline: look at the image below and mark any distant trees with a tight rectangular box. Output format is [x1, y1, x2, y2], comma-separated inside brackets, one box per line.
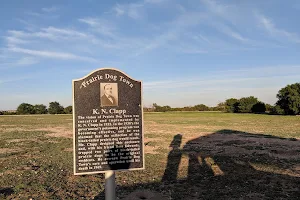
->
[64, 106, 73, 114]
[225, 98, 239, 113]
[238, 96, 259, 113]
[151, 103, 223, 112]
[275, 83, 300, 115]
[265, 104, 273, 112]
[215, 102, 226, 112]
[224, 96, 266, 113]
[3, 82, 300, 116]
[251, 102, 266, 113]
[16, 103, 48, 114]
[194, 104, 209, 111]
[153, 103, 172, 112]
[270, 105, 284, 115]
[48, 101, 65, 114]
[6, 102, 72, 115]
[17, 103, 35, 114]
[34, 104, 47, 114]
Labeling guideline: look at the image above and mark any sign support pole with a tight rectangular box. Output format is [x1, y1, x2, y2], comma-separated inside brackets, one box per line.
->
[105, 170, 116, 200]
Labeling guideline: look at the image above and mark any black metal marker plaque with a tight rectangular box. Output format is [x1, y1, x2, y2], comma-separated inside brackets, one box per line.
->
[73, 68, 144, 175]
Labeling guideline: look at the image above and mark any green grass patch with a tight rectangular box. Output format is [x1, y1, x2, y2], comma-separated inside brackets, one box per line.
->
[0, 113, 299, 199]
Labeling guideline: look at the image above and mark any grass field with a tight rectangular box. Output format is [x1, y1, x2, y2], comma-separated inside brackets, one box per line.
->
[1, 112, 300, 199]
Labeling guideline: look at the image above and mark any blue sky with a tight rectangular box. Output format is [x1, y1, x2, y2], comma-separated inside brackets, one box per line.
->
[1, 0, 300, 110]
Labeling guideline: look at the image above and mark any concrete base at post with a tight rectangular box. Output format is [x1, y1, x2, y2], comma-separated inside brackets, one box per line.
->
[105, 171, 116, 200]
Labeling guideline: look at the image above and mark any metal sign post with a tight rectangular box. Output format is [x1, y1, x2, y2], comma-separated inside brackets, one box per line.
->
[105, 171, 116, 200]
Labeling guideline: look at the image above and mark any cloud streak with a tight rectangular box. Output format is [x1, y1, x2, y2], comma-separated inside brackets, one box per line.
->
[112, 0, 167, 19]
[257, 13, 300, 43]
[0, 57, 39, 69]
[8, 47, 98, 62]
[42, 6, 59, 13]
[0, 75, 33, 85]
[112, 3, 144, 20]
[144, 65, 300, 90]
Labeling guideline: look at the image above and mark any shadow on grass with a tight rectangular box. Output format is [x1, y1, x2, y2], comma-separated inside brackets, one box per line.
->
[95, 129, 300, 199]
[0, 187, 14, 198]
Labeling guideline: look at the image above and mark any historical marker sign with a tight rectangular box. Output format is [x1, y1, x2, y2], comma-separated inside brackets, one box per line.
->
[73, 68, 144, 175]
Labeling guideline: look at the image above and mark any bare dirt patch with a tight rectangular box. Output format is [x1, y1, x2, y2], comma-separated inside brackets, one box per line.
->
[38, 127, 72, 138]
[144, 138, 164, 154]
[0, 148, 22, 154]
[0, 127, 29, 133]
[7, 139, 38, 143]
[64, 148, 73, 152]
[145, 122, 219, 135]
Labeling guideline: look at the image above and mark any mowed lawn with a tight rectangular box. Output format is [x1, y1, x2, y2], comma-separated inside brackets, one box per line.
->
[1, 112, 300, 199]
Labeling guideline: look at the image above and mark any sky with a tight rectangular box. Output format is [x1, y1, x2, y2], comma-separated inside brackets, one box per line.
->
[1, 0, 300, 110]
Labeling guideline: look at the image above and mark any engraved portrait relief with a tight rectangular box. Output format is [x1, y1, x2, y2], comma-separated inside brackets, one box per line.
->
[100, 83, 118, 106]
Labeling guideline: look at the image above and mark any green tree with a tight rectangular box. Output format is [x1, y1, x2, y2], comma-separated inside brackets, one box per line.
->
[216, 102, 226, 111]
[238, 96, 259, 113]
[251, 102, 266, 113]
[270, 105, 285, 115]
[17, 103, 35, 114]
[153, 103, 171, 112]
[265, 104, 273, 112]
[64, 106, 73, 114]
[34, 104, 47, 114]
[225, 98, 239, 113]
[193, 104, 209, 111]
[276, 83, 300, 115]
[48, 101, 64, 114]
[4, 111, 17, 115]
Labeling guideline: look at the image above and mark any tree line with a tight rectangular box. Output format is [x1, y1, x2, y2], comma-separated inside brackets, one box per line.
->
[145, 82, 300, 115]
[0, 101, 72, 115]
[1, 82, 299, 115]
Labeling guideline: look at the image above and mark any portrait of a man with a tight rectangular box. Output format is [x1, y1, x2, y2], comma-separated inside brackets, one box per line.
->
[100, 83, 118, 106]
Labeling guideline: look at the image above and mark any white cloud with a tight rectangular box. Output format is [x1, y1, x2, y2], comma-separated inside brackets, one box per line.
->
[112, 2, 144, 20]
[170, 42, 208, 54]
[7, 27, 105, 46]
[257, 13, 300, 43]
[193, 34, 211, 43]
[112, 0, 168, 19]
[78, 18, 117, 37]
[128, 3, 144, 20]
[200, 0, 238, 24]
[78, 0, 254, 57]
[25, 11, 41, 17]
[8, 47, 98, 62]
[132, 11, 208, 55]
[78, 18, 98, 26]
[42, 6, 59, 13]
[144, 0, 167, 4]
[8, 29, 57, 41]
[14, 57, 38, 66]
[5, 36, 28, 45]
[41, 27, 88, 38]
[217, 23, 248, 42]
[175, 4, 186, 13]
[0, 75, 33, 85]
[113, 4, 125, 16]
[0, 57, 39, 69]
[144, 66, 300, 90]
[0, 57, 35, 65]
[143, 66, 300, 107]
